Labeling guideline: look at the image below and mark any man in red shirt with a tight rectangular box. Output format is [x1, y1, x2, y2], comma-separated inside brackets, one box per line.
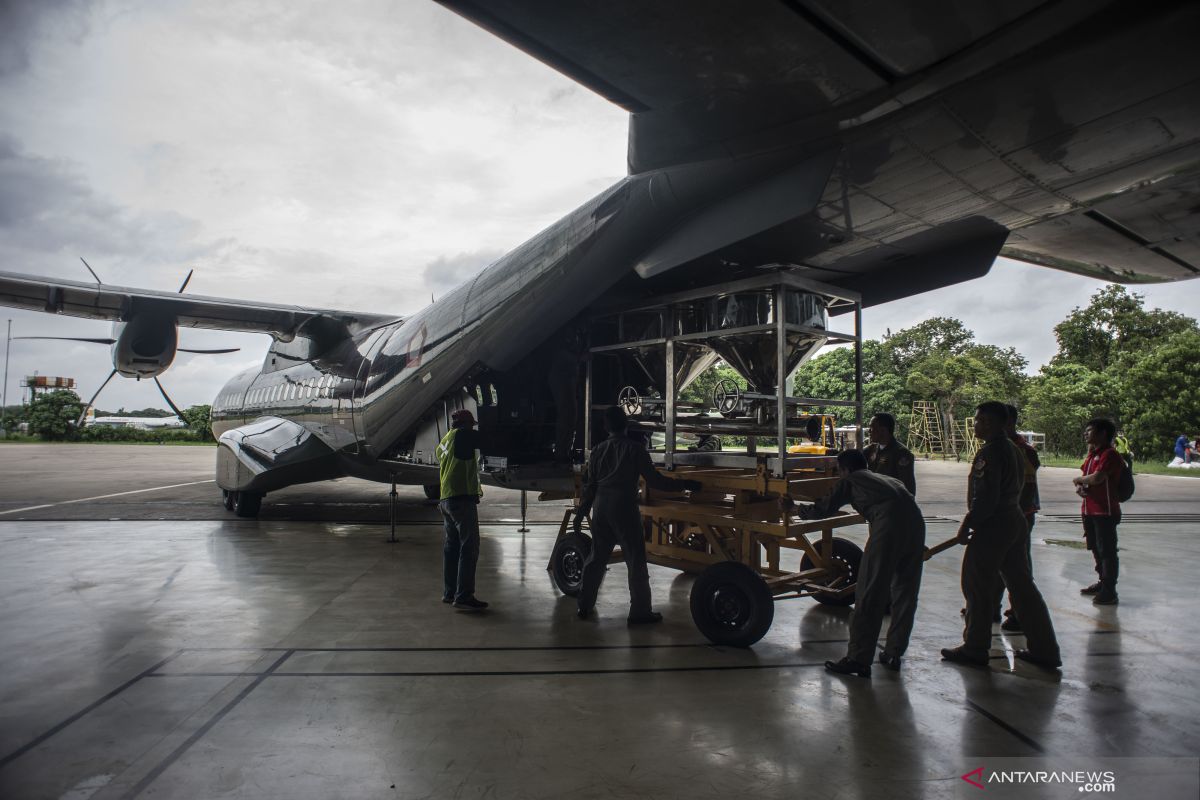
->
[1073, 417, 1123, 605]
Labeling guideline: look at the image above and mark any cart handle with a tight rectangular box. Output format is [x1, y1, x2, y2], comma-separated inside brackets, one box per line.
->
[923, 536, 962, 561]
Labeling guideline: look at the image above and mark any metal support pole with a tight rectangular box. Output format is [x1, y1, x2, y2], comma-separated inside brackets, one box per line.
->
[775, 286, 788, 477]
[386, 475, 399, 543]
[1, 320, 9, 435]
[583, 352, 592, 456]
[664, 308, 676, 470]
[518, 489, 529, 533]
[854, 303, 864, 448]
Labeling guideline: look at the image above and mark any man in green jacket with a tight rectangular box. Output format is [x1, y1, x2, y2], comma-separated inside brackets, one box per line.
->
[437, 409, 488, 611]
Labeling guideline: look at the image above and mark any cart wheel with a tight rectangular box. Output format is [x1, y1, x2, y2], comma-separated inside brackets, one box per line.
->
[550, 531, 592, 596]
[712, 379, 741, 415]
[221, 489, 235, 511]
[800, 537, 863, 606]
[423, 484, 440, 501]
[617, 386, 642, 416]
[690, 561, 775, 647]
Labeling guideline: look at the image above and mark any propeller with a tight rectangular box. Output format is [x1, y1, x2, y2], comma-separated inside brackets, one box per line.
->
[153, 376, 186, 420]
[16, 336, 117, 344]
[178, 347, 240, 354]
[76, 368, 118, 427]
[177, 268, 193, 293]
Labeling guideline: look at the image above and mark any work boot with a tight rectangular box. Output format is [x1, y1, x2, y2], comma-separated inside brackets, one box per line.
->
[1000, 616, 1022, 632]
[627, 611, 663, 625]
[825, 657, 871, 678]
[940, 646, 989, 667]
[1014, 649, 1062, 670]
[1093, 592, 1119, 605]
[1080, 582, 1102, 595]
[576, 606, 595, 620]
[453, 597, 489, 611]
[441, 594, 453, 604]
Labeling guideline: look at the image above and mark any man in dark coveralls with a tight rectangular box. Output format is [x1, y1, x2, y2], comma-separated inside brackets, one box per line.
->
[574, 406, 702, 623]
[941, 402, 1061, 670]
[785, 450, 926, 678]
[864, 412, 916, 495]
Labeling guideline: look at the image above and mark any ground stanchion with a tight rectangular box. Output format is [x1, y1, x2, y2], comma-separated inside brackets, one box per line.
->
[387, 476, 399, 543]
[518, 489, 529, 533]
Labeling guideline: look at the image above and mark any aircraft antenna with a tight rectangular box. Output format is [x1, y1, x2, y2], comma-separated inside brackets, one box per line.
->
[80, 258, 102, 284]
[177, 269, 194, 293]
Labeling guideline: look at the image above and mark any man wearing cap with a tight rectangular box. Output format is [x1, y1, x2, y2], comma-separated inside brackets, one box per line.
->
[574, 406, 702, 623]
[436, 409, 488, 611]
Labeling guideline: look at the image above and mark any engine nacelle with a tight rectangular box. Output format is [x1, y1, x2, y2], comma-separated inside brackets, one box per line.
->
[111, 314, 178, 378]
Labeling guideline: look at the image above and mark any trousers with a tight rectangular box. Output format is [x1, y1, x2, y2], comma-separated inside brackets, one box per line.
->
[440, 496, 480, 602]
[995, 513, 1036, 616]
[577, 493, 651, 616]
[961, 509, 1059, 661]
[847, 511, 926, 665]
[1083, 514, 1119, 591]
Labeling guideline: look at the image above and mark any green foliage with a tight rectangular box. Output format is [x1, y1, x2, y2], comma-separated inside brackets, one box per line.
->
[1053, 285, 1196, 372]
[1117, 330, 1200, 459]
[27, 390, 83, 440]
[180, 404, 214, 441]
[1022, 363, 1120, 456]
[75, 425, 208, 443]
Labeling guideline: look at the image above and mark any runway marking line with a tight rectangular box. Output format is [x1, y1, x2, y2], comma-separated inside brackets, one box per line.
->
[0, 480, 216, 516]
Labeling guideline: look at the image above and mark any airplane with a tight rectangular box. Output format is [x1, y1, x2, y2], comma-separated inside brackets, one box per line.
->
[1, 0, 1198, 518]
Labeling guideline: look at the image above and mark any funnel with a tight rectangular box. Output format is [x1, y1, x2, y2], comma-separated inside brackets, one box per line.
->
[684, 291, 828, 392]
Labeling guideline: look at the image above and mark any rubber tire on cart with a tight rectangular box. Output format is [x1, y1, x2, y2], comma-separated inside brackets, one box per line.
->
[690, 561, 775, 647]
[423, 484, 440, 501]
[799, 537, 864, 607]
[221, 489, 235, 511]
[550, 532, 592, 596]
[233, 491, 263, 518]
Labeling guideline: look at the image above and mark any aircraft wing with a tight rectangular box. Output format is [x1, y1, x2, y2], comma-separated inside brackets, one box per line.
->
[0, 270, 400, 339]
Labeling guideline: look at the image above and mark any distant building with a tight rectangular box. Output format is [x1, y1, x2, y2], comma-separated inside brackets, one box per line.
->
[87, 416, 185, 430]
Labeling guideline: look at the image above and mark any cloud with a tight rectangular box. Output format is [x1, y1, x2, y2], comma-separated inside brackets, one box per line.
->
[422, 249, 505, 297]
[0, 0, 90, 76]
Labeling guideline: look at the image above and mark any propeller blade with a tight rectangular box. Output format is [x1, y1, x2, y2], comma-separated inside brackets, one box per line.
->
[153, 376, 186, 420]
[177, 347, 240, 354]
[15, 336, 116, 345]
[77, 368, 118, 427]
[80, 257, 102, 284]
[177, 268, 194, 293]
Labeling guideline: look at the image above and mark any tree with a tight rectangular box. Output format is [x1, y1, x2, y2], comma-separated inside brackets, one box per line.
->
[1022, 363, 1120, 455]
[180, 404, 214, 441]
[1117, 330, 1200, 459]
[680, 362, 744, 406]
[1052, 285, 1197, 372]
[27, 390, 83, 441]
[881, 317, 974, 373]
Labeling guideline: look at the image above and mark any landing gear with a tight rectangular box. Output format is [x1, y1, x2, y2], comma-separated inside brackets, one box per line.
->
[221, 489, 264, 518]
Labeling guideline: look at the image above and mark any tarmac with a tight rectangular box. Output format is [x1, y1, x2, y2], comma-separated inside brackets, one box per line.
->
[0, 444, 1197, 799]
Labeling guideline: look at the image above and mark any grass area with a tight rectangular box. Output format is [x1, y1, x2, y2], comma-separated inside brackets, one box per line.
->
[1038, 452, 1200, 477]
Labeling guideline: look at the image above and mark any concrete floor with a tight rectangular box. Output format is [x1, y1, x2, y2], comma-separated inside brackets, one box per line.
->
[0, 445, 1198, 799]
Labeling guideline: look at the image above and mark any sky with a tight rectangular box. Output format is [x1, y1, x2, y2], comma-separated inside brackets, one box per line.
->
[0, 0, 1197, 413]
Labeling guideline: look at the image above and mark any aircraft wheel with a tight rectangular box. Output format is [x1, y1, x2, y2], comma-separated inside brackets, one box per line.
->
[690, 561, 774, 647]
[423, 484, 440, 501]
[222, 489, 235, 511]
[234, 491, 263, 518]
[800, 537, 863, 607]
[550, 531, 592, 596]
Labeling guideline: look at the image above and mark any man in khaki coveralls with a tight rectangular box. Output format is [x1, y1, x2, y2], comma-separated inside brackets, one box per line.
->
[941, 401, 1061, 671]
